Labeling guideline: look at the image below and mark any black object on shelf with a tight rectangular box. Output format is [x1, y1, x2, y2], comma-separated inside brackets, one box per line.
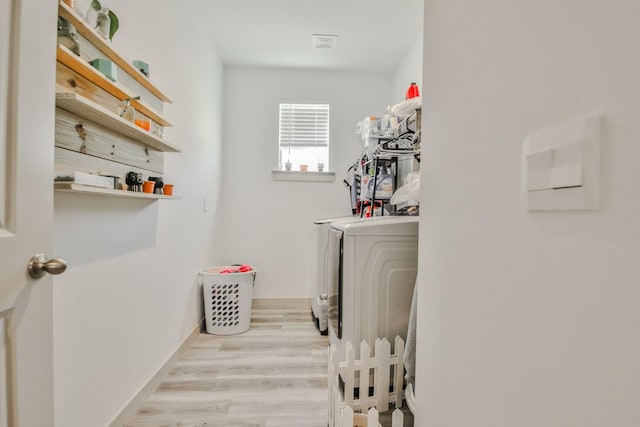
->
[125, 171, 143, 192]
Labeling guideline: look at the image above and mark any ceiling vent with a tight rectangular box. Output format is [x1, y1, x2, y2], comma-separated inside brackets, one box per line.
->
[312, 34, 338, 50]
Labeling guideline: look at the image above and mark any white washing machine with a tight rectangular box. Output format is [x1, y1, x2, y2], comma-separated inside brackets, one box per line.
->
[311, 217, 353, 334]
[327, 216, 418, 360]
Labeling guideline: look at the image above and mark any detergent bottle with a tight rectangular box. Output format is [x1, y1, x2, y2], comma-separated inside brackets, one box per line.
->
[376, 165, 394, 199]
[406, 82, 420, 100]
[367, 165, 394, 199]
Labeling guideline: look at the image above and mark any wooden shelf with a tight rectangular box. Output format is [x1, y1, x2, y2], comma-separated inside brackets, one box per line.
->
[56, 44, 172, 127]
[55, 2, 180, 203]
[58, 0, 172, 103]
[56, 92, 181, 153]
[54, 182, 180, 200]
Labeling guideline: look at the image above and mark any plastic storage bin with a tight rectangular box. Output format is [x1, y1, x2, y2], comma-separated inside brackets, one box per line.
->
[200, 266, 256, 335]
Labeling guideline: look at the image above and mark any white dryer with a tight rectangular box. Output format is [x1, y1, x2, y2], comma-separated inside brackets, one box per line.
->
[311, 217, 353, 334]
[327, 216, 418, 360]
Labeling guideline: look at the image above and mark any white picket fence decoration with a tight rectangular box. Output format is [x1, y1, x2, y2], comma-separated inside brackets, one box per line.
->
[328, 336, 405, 427]
[340, 406, 404, 427]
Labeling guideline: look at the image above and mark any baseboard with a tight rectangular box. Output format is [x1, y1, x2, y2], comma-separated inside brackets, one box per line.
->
[108, 319, 204, 427]
[252, 298, 311, 310]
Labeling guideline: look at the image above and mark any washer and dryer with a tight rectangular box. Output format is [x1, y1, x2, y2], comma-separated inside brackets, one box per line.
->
[326, 215, 418, 359]
[310, 218, 350, 334]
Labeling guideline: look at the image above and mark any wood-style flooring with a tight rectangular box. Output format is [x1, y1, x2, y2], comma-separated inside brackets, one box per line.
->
[125, 304, 414, 427]
[125, 306, 329, 427]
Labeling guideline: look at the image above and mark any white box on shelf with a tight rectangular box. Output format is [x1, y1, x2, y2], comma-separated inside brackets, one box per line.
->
[73, 171, 114, 188]
[55, 171, 114, 189]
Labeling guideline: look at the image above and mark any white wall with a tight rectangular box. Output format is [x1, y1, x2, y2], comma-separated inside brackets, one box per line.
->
[220, 67, 391, 298]
[53, 2, 224, 426]
[391, 33, 424, 104]
[390, 1, 423, 104]
[417, 1, 640, 426]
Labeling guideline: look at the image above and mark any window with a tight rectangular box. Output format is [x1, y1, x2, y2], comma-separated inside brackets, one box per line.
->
[279, 103, 329, 172]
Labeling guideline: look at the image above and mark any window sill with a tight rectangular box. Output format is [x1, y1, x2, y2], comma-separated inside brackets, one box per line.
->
[271, 170, 336, 182]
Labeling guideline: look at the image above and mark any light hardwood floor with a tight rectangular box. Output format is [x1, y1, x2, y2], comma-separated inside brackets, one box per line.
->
[125, 306, 329, 427]
[124, 305, 414, 427]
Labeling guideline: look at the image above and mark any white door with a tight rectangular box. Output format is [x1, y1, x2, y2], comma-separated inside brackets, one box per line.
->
[0, 0, 59, 425]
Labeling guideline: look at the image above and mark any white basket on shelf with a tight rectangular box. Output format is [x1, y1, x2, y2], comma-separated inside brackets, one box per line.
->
[199, 266, 256, 335]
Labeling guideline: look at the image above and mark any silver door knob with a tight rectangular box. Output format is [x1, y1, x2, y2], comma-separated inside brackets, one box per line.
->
[27, 254, 67, 279]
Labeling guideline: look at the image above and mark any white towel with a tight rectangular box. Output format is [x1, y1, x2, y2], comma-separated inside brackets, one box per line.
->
[404, 281, 417, 387]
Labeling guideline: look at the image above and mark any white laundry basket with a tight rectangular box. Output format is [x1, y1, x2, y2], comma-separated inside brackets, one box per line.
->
[200, 266, 256, 335]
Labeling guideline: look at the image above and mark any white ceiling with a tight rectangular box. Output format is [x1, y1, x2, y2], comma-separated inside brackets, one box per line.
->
[195, 0, 424, 73]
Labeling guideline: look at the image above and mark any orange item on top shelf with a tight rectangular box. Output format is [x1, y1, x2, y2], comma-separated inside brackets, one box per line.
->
[134, 118, 150, 131]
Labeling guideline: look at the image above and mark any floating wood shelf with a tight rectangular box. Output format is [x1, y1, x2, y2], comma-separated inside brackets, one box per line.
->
[56, 44, 172, 127]
[55, 2, 179, 205]
[56, 92, 181, 153]
[58, 0, 172, 103]
[54, 182, 180, 200]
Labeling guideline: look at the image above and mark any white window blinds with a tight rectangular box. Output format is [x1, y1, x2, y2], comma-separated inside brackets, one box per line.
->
[279, 103, 330, 148]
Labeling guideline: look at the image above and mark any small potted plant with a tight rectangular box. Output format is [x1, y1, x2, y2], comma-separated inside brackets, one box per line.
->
[85, 0, 119, 41]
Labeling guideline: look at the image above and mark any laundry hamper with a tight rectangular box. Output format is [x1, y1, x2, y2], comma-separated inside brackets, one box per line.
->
[200, 266, 256, 335]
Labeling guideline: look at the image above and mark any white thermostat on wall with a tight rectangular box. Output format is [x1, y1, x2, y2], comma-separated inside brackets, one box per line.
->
[522, 114, 602, 211]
